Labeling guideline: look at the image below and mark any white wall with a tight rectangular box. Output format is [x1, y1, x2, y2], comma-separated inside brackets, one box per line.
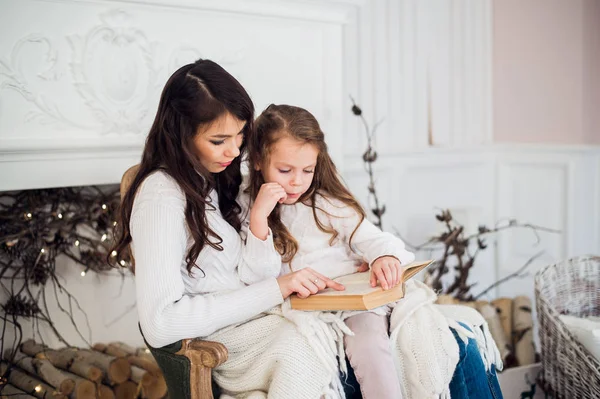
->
[345, 146, 600, 304]
[1, 0, 598, 348]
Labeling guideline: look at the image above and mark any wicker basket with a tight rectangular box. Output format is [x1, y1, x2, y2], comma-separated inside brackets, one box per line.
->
[534, 256, 600, 398]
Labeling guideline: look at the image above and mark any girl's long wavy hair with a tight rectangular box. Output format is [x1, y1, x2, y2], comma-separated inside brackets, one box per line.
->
[247, 104, 365, 263]
[110, 59, 254, 274]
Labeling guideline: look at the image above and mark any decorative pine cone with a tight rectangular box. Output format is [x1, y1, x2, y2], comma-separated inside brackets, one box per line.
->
[2, 295, 40, 317]
[31, 262, 51, 285]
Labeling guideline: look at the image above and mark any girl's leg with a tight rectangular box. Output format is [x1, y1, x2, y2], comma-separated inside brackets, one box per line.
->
[344, 313, 402, 399]
[449, 326, 504, 399]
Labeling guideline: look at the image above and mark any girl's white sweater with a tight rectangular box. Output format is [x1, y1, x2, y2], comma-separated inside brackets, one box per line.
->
[239, 192, 415, 283]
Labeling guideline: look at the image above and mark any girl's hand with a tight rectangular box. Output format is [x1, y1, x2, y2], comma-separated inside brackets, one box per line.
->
[356, 261, 369, 272]
[250, 183, 287, 240]
[276, 268, 345, 299]
[370, 256, 403, 290]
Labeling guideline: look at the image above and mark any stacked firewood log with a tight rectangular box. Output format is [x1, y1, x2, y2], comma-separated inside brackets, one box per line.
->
[0, 340, 167, 399]
[436, 295, 536, 369]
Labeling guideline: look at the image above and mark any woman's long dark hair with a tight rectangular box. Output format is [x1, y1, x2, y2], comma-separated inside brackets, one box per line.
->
[247, 104, 365, 264]
[111, 59, 254, 274]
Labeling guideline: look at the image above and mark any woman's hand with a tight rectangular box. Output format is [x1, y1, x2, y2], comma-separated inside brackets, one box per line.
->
[250, 183, 287, 240]
[370, 256, 403, 290]
[276, 268, 345, 299]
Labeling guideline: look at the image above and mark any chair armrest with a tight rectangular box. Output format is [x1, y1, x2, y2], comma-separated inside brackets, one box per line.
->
[182, 339, 228, 367]
[176, 339, 228, 399]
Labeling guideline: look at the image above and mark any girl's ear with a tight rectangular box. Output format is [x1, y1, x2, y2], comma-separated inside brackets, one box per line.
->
[254, 163, 261, 171]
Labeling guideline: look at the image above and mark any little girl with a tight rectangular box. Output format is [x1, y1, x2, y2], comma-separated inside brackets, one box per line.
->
[240, 104, 415, 399]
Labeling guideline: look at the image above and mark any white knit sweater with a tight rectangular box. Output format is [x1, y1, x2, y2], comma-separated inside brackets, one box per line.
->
[130, 171, 284, 348]
[239, 192, 415, 282]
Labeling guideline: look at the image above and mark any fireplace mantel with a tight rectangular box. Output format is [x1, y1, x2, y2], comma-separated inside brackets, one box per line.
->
[0, 0, 362, 190]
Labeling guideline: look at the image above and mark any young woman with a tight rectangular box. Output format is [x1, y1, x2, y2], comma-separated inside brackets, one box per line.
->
[111, 60, 346, 398]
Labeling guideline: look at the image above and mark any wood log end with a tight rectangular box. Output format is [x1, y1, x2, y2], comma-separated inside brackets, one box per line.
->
[98, 385, 116, 399]
[114, 381, 138, 399]
[86, 366, 103, 383]
[141, 373, 167, 399]
[108, 358, 131, 385]
[58, 379, 75, 396]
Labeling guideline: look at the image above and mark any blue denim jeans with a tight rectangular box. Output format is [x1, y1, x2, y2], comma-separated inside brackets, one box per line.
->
[448, 325, 504, 399]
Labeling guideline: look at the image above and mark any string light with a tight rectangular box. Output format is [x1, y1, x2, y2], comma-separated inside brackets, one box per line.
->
[111, 250, 117, 257]
[1, 185, 123, 361]
[113, 221, 118, 226]
[119, 260, 126, 266]
[34, 385, 42, 393]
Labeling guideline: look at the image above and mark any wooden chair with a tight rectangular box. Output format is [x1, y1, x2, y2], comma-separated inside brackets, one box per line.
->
[121, 165, 227, 399]
[120, 165, 362, 399]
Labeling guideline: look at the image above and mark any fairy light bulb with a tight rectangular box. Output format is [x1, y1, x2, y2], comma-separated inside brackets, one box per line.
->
[40, 248, 45, 254]
[119, 260, 126, 266]
[57, 213, 63, 219]
[80, 271, 86, 277]
[101, 234, 108, 242]
[111, 250, 117, 257]
[34, 385, 42, 393]
[101, 204, 107, 210]
[74, 240, 80, 246]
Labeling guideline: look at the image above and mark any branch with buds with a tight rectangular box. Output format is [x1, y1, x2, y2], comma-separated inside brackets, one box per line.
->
[411, 210, 560, 301]
[349, 99, 559, 300]
[350, 97, 385, 229]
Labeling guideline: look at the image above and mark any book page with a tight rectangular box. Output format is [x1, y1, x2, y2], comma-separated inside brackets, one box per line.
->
[316, 272, 378, 296]
[313, 260, 433, 297]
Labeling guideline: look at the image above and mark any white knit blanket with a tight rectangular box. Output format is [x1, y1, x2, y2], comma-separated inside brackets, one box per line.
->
[210, 281, 502, 399]
[208, 306, 348, 399]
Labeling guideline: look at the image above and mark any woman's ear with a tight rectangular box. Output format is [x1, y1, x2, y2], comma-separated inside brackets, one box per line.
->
[254, 163, 261, 171]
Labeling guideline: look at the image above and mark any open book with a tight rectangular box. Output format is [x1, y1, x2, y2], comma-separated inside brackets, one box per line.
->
[290, 260, 433, 311]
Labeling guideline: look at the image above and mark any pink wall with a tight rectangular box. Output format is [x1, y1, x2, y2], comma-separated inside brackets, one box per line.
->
[583, 0, 600, 144]
[493, 0, 600, 145]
